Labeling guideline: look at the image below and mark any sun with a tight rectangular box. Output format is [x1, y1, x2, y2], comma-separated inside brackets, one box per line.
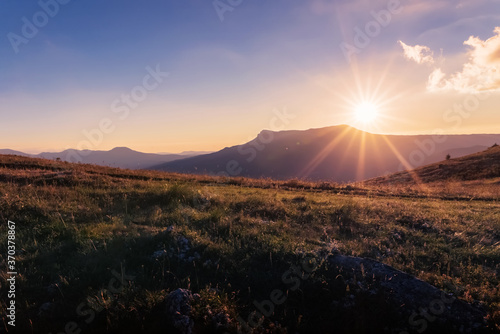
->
[355, 102, 378, 123]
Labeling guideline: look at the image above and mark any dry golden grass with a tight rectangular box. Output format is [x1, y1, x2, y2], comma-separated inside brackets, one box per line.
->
[0, 153, 498, 333]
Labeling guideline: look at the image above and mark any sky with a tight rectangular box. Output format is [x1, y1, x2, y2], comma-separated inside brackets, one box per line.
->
[1, 0, 500, 154]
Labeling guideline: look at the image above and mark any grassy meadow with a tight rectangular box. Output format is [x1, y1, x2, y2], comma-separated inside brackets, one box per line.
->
[0, 155, 499, 333]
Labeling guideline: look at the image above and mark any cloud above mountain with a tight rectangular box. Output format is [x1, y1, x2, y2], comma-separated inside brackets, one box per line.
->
[428, 27, 500, 93]
[399, 41, 435, 64]
[401, 27, 500, 93]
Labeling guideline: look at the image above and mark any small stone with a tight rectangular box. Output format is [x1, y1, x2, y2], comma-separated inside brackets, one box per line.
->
[38, 302, 56, 319]
[151, 249, 167, 259]
[165, 289, 195, 334]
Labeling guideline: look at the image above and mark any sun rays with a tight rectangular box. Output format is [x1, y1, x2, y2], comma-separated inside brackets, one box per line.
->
[297, 65, 431, 186]
[355, 102, 379, 123]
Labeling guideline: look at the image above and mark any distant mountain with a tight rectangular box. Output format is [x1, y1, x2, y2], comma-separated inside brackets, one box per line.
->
[365, 145, 500, 185]
[178, 151, 214, 156]
[156, 151, 214, 156]
[0, 149, 32, 157]
[0, 147, 198, 170]
[151, 125, 500, 182]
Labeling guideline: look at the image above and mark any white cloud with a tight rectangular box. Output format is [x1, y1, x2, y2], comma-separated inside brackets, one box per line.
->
[427, 27, 500, 93]
[426, 68, 446, 91]
[399, 41, 435, 64]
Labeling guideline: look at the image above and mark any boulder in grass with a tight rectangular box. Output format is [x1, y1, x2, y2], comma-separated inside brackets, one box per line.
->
[165, 288, 198, 334]
[328, 254, 488, 333]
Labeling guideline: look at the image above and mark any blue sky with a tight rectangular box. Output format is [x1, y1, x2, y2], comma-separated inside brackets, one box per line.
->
[1, 0, 500, 153]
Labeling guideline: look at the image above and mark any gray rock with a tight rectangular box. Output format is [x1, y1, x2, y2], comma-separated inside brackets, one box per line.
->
[165, 288, 194, 334]
[328, 254, 488, 333]
[212, 311, 232, 331]
[46, 283, 59, 296]
[151, 249, 167, 259]
[38, 302, 56, 319]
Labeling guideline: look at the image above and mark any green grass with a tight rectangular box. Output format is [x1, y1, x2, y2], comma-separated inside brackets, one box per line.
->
[0, 155, 499, 332]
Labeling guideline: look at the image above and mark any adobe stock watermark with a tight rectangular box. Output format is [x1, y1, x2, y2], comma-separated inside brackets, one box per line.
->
[7, 0, 72, 54]
[213, 0, 244, 22]
[64, 64, 169, 163]
[212, 107, 296, 177]
[340, 0, 404, 64]
[6, 221, 17, 327]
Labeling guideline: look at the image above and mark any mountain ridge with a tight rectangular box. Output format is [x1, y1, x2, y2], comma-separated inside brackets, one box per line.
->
[2, 125, 499, 181]
[151, 125, 500, 182]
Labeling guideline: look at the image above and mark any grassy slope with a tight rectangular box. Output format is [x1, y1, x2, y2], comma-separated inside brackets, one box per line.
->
[366, 145, 500, 185]
[0, 155, 499, 333]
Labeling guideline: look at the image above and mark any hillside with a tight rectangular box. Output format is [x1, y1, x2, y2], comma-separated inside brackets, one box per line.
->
[152, 125, 500, 182]
[0, 155, 498, 333]
[367, 145, 500, 185]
